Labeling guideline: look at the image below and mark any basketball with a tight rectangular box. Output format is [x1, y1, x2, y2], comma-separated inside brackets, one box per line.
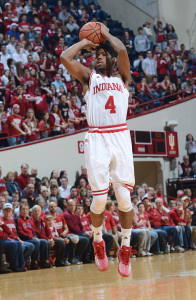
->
[79, 22, 104, 44]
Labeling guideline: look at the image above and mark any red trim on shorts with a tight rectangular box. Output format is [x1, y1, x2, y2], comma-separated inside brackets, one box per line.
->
[92, 188, 109, 193]
[88, 128, 128, 134]
[89, 123, 127, 129]
[92, 191, 109, 196]
[125, 184, 134, 190]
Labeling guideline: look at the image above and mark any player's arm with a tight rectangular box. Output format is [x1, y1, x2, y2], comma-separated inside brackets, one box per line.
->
[99, 23, 130, 84]
[60, 39, 98, 90]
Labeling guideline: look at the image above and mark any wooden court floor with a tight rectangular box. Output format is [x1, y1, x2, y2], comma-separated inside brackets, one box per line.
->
[1, 252, 196, 300]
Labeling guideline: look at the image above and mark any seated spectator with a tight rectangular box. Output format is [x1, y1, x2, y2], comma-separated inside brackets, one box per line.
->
[59, 177, 71, 199]
[58, 7, 71, 26]
[181, 165, 195, 178]
[54, 0, 63, 15]
[148, 76, 163, 106]
[38, 3, 51, 23]
[12, 44, 27, 66]
[79, 8, 90, 25]
[7, 104, 31, 147]
[0, 203, 26, 272]
[155, 184, 168, 207]
[18, 14, 30, 34]
[136, 77, 152, 109]
[164, 84, 177, 104]
[6, 36, 17, 56]
[134, 27, 150, 56]
[190, 200, 196, 245]
[31, 205, 67, 267]
[5, 171, 21, 196]
[47, 201, 79, 264]
[21, 68, 38, 94]
[33, 17, 45, 38]
[22, 183, 36, 208]
[63, 200, 91, 263]
[15, 203, 49, 269]
[7, 23, 20, 40]
[170, 200, 194, 249]
[133, 54, 144, 74]
[26, 25, 36, 43]
[152, 198, 184, 252]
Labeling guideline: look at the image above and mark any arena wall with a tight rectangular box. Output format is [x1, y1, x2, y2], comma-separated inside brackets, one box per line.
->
[0, 98, 195, 191]
[98, 0, 196, 48]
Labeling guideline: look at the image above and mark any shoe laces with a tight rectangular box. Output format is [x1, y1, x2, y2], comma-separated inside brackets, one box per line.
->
[94, 243, 105, 259]
[120, 246, 137, 264]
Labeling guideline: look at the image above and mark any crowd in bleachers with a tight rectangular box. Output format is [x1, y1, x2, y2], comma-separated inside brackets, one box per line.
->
[0, 0, 196, 148]
[1, 161, 196, 273]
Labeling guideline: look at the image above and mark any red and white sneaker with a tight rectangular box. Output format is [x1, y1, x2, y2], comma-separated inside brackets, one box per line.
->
[117, 245, 132, 277]
[93, 240, 109, 272]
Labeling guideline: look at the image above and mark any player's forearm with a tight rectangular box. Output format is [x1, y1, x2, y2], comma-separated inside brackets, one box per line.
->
[60, 40, 86, 61]
[106, 33, 126, 54]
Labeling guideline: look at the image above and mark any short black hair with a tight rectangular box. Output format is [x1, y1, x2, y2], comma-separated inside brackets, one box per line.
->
[96, 43, 117, 58]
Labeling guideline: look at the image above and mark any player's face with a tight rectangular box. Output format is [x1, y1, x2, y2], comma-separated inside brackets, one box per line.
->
[96, 49, 112, 74]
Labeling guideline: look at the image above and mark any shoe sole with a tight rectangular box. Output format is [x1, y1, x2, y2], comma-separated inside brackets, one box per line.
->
[117, 251, 131, 277]
[94, 256, 109, 272]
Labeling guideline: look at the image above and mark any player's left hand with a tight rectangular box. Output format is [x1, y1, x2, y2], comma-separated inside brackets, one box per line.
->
[97, 22, 110, 41]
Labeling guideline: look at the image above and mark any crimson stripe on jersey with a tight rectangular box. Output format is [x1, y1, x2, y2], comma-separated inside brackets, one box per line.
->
[89, 123, 127, 129]
[88, 128, 128, 134]
[88, 71, 94, 90]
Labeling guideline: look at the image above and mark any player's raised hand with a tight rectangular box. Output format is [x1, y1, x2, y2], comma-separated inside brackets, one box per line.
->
[97, 22, 109, 41]
[82, 38, 99, 51]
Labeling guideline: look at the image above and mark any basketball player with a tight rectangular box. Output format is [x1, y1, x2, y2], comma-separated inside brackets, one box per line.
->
[60, 22, 135, 277]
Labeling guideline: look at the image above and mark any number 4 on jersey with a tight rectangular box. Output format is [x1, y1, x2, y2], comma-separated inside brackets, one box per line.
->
[105, 96, 116, 114]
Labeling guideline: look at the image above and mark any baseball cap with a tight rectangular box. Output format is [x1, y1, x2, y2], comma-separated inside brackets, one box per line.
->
[11, 23, 18, 28]
[181, 196, 190, 202]
[5, 3, 11, 6]
[177, 190, 184, 197]
[13, 104, 20, 109]
[142, 193, 149, 201]
[3, 203, 13, 210]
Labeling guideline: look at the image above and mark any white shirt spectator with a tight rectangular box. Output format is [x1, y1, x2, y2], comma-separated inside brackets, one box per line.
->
[12, 52, 28, 65]
[6, 43, 17, 56]
[59, 63, 71, 82]
[66, 22, 79, 33]
[59, 185, 71, 198]
[58, 10, 71, 22]
[0, 52, 11, 69]
[142, 57, 157, 75]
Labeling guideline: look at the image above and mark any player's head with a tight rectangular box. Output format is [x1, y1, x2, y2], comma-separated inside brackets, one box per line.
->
[95, 43, 117, 77]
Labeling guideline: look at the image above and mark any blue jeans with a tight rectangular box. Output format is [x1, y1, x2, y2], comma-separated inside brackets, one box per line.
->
[75, 233, 89, 260]
[27, 239, 49, 262]
[155, 226, 179, 246]
[149, 230, 158, 247]
[21, 241, 35, 261]
[7, 136, 25, 146]
[151, 229, 167, 252]
[1, 239, 25, 268]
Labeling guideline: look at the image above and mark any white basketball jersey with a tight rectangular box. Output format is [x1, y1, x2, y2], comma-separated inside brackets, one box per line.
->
[84, 72, 129, 127]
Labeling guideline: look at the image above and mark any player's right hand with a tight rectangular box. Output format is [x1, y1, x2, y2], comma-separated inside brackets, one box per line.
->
[82, 38, 99, 51]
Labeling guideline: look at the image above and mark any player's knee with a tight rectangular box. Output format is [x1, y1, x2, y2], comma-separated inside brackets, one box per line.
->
[90, 194, 107, 214]
[118, 199, 133, 213]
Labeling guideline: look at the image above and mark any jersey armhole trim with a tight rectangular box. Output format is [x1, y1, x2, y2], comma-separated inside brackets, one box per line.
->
[88, 71, 94, 91]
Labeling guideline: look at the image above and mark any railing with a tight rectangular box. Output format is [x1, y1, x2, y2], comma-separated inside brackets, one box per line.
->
[0, 91, 195, 150]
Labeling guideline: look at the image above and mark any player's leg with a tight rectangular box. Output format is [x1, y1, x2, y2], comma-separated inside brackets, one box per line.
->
[113, 182, 134, 277]
[84, 133, 110, 271]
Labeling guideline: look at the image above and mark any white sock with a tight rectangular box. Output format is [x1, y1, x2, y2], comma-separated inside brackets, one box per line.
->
[92, 225, 103, 243]
[121, 228, 132, 247]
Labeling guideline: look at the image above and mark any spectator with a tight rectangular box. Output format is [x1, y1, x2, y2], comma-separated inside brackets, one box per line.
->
[185, 134, 196, 163]
[0, 240, 12, 273]
[66, 16, 79, 34]
[24, 109, 39, 142]
[143, 22, 154, 50]
[58, 7, 71, 25]
[63, 200, 91, 263]
[181, 165, 195, 178]
[7, 104, 31, 146]
[153, 17, 167, 51]
[52, 73, 67, 93]
[5, 171, 21, 196]
[155, 184, 168, 207]
[166, 24, 178, 48]
[22, 183, 36, 208]
[0, 203, 26, 272]
[16, 163, 29, 191]
[0, 102, 8, 148]
[170, 200, 194, 249]
[142, 50, 157, 83]
[0, 167, 7, 195]
[153, 198, 184, 252]
[75, 166, 88, 187]
[0, 44, 11, 69]
[136, 77, 152, 109]
[7, 23, 20, 40]
[134, 27, 150, 56]
[59, 177, 71, 199]
[122, 31, 134, 63]
[18, 14, 30, 34]
[157, 52, 170, 81]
